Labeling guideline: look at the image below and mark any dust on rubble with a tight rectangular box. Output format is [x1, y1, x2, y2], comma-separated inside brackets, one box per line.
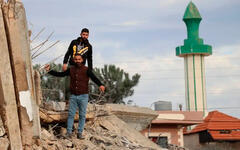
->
[33, 104, 161, 150]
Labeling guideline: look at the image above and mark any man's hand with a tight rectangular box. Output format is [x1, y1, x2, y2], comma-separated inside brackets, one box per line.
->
[44, 64, 51, 72]
[99, 85, 105, 93]
[62, 64, 68, 71]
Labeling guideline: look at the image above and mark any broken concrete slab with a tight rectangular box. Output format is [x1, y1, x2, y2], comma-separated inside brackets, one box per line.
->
[0, 137, 9, 150]
[41, 129, 53, 141]
[2, 1, 38, 147]
[0, 2, 23, 149]
[39, 108, 95, 123]
[96, 115, 161, 150]
[44, 101, 67, 112]
[105, 104, 159, 131]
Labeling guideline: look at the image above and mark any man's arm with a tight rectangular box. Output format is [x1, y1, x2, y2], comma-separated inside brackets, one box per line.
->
[87, 69, 105, 92]
[87, 44, 93, 70]
[48, 69, 70, 77]
[45, 64, 70, 77]
[63, 41, 74, 71]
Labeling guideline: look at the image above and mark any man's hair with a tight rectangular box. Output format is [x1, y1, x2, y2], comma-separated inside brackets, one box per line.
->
[74, 53, 83, 57]
[74, 53, 87, 59]
[81, 28, 89, 33]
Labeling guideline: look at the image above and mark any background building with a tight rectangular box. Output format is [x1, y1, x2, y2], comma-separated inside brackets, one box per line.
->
[176, 2, 212, 117]
[141, 111, 203, 148]
[184, 111, 240, 150]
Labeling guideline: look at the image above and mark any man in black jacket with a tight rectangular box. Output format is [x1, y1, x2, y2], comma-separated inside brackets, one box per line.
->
[63, 28, 93, 71]
[45, 54, 105, 139]
[63, 28, 93, 100]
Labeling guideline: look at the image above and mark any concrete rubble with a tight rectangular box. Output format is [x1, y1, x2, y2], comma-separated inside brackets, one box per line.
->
[0, 136, 9, 150]
[0, 116, 5, 137]
[1, 102, 163, 149]
[105, 104, 159, 131]
[44, 101, 67, 112]
[34, 104, 161, 150]
[0, 116, 9, 150]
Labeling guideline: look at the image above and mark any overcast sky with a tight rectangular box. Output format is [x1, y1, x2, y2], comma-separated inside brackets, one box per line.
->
[22, 0, 240, 118]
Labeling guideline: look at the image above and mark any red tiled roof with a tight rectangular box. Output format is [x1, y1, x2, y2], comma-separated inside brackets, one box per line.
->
[209, 130, 240, 140]
[185, 111, 240, 140]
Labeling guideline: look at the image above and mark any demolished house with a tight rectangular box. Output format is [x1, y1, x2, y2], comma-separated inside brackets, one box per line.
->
[0, 0, 162, 149]
[38, 103, 161, 150]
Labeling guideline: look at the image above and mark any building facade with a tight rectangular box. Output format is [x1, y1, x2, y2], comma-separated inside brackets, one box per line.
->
[141, 111, 203, 148]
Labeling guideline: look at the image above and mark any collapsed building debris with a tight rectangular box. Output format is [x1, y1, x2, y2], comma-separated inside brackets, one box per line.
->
[105, 104, 159, 131]
[0, 116, 5, 137]
[0, 135, 9, 150]
[40, 102, 158, 128]
[36, 104, 161, 150]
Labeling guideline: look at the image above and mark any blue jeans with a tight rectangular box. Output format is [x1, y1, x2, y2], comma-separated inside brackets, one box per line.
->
[67, 94, 88, 133]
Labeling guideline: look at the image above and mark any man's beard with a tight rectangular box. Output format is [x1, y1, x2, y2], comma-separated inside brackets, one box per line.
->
[76, 62, 82, 67]
[80, 37, 88, 44]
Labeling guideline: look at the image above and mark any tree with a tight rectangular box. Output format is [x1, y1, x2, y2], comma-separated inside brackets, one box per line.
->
[34, 64, 140, 104]
[89, 64, 140, 104]
[34, 63, 65, 101]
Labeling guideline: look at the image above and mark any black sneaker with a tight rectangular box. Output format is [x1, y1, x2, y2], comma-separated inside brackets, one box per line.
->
[65, 132, 72, 139]
[77, 133, 85, 139]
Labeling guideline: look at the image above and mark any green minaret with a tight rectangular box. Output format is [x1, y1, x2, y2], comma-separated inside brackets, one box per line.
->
[176, 2, 212, 117]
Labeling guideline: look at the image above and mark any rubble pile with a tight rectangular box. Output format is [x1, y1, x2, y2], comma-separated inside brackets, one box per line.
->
[33, 104, 161, 150]
[0, 135, 9, 150]
[0, 115, 9, 150]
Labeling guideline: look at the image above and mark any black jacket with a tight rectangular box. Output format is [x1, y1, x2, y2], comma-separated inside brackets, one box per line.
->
[63, 37, 93, 70]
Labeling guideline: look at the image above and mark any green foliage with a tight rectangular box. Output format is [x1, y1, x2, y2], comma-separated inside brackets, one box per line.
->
[89, 64, 141, 104]
[34, 63, 140, 104]
[34, 63, 65, 101]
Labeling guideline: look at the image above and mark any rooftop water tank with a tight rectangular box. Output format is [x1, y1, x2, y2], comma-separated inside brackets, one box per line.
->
[154, 101, 172, 111]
